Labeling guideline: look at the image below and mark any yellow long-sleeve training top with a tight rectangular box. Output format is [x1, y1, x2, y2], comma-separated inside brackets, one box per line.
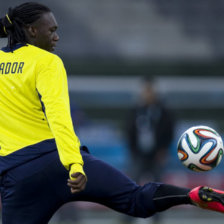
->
[0, 44, 84, 176]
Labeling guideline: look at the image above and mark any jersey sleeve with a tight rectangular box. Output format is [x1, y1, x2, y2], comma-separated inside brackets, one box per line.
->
[35, 54, 84, 173]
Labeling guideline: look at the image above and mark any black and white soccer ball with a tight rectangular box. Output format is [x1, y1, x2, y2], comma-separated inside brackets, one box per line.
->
[177, 125, 224, 172]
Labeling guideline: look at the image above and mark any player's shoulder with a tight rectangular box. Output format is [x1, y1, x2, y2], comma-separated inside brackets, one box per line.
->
[26, 44, 62, 62]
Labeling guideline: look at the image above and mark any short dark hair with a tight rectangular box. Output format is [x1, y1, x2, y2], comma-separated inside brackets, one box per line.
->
[0, 2, 51, 49]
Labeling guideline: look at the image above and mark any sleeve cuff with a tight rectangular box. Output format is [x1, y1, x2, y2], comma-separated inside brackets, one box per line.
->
[69, 163, 86, 180]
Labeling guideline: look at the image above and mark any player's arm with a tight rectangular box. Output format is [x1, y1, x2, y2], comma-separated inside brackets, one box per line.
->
[36, 54, 87, 192]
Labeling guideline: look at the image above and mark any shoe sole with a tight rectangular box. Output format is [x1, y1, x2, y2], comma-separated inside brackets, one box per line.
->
[199, 186, 224, 205]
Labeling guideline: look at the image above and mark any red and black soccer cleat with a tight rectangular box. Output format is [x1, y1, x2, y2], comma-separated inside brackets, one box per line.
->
[189, 186, 224, 213]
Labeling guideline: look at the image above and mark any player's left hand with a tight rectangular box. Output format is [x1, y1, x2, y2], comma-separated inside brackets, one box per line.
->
[67, 172, 87, 194]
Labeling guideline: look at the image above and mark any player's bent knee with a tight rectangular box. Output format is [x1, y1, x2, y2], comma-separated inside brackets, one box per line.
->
[126, 182, 161, 218]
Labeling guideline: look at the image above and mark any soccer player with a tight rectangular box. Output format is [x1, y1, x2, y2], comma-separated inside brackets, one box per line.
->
[0, 2, 223, 224]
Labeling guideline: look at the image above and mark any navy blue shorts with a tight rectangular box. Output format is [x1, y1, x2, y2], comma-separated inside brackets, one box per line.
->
[0, 147, 160, 224]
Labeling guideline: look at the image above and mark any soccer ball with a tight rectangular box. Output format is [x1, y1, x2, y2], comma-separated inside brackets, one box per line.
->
[177, 125, 224, 172]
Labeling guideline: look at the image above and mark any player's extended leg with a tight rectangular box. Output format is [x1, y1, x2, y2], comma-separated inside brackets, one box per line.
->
[74, 149, 224, 216]
[69, 150, 191, 217]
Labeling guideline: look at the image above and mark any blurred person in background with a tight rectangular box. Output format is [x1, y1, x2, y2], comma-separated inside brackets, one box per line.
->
[127, 78, 174, 224]
[0, 2, 224, 224]
[128, 78, 174, 183]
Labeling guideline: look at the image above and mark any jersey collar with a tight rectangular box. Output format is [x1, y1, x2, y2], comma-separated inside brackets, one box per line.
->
[1, 43, 26, 52]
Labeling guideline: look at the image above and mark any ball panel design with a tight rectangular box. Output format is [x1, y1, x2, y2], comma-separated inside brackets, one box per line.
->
[177, 125, 224, 172]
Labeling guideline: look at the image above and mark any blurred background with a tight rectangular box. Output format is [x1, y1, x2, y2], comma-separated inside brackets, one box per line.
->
[1, 0, 224, 223]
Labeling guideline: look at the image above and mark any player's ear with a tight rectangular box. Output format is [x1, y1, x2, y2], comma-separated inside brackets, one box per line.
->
[26, 25, 37, 38]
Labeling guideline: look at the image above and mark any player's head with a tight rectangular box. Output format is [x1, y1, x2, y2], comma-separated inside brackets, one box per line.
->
[140, 78, 157, 105]
[0, 2, 59, 52]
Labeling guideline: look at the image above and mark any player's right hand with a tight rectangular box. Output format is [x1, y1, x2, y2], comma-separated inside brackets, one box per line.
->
[67, 172, 87, 194]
